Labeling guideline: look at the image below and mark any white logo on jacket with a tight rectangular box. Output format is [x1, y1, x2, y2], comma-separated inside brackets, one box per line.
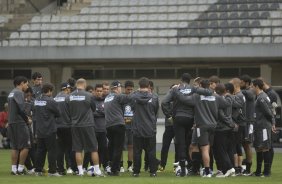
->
[70, 95, 85, 101]
[54, 97, 65, 102]
[34, 100, 47, 106]
[200, 95, 216, 101]
[104, 95, 114, 103]
[8, 93, 14, 98]
[179, 89, 191, 95]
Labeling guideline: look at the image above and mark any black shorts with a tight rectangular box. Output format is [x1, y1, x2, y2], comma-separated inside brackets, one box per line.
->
[71, 126, 98, 152]
[236, 124, 253, 144]
[194, 127, 215, 147]
[253, 128, 271, 150]
[125, 128, 133, 146]
[7, 123, 31, 150]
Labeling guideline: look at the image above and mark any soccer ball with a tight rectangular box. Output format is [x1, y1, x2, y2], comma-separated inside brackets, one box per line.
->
[87, 166, 95, 176]
[175, 166, 188, 176]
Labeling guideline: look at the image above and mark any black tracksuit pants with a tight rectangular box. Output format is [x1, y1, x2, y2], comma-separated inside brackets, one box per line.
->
[133, 135, 157, 174]
[213, 130, 234, 173]
[35, 132, 57, 173]
[173, 116, 194, 162]
[56, 127, 74, 172]
[107, 125, 125, 173]
[160, 125, 178, 168]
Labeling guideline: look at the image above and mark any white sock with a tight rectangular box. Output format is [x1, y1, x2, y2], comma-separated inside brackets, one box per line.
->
[77, 165, 83, 175]
[18, 165, 24, 172]
[94, 165, 101, 175]
[12, 165, 17, 172]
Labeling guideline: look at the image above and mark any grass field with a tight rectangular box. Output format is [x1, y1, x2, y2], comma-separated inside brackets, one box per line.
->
[0, 149, 282, 184]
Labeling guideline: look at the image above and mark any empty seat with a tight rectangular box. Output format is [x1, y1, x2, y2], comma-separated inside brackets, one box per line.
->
[41, 15, 51, 22]
[139, 14, 148, 21]
[270, 3, 279, 9]
[221, 29, 230, 35]
[259, 3, 269, 10]
[99, 23, 108, 29]
[70, 16, 79, 22]
[209, 21, 219, 28]
[230, 21, 239, 28]
[229, 4, 238, 11]
[30, 32, 40, 39]
[210, 37, 221, 44]
[59, 24, 70, 30]
[189, 37, 200, 44]
[219, 21, 229, 28]
[20, 32, 29, 38]
[30, 24, 41, 30]
[50, 24, 60, 30]
[199, 29, 209, 36]
[179, 38, 189, 44]
[138, 6, 148, 13]
[18, 40, 29, 47]
[49, 32, 59, 39]
[29, 40, 40, 46]
[251, 20, 260, 27]
[81, 7, 90, 14]
[218, 4, 228, 11]
[241, 28, 251, 35]
[249, 4, 259, 11]
[241, 20, 250, 27]
[50, 17, 60, 24]
[219, 12, 228, 19]
[253, 37, 263, 43]
[41, 32, 49, 39]
[70, 24, 79, 30]
[239, 12, 249, 19]
[97, 39, 107, 46]
[200, 37, 210, 44]
[210, 29, 220, 36]
[10, 32, 19, 39]
[89, 23, 99, 29]
[273, 28, 282, 35]
[274, 37, 282, 43]
[208, 13, 218, 20]
[179, 22, 188, 28]
[199, 21, 208, 28]
[58, 40, 68, 46]
[189, 29, 199, 36]
[229, 12, 239, 19]
[59, 32, 68, 39]
[21, 24, 30, 31]
[260, 11, 270, 19]
[230, 28, 240, 35]
[80, 15, 89, 22]
[241, 37, 252, 44]
[251, 28, 262, 35]
[250, 12, 259, 19]
[31, 16, 41, 23]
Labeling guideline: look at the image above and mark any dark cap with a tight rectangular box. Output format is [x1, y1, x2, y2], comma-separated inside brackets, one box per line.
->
[111, 80, 122, 88]
[61, 82, 70, 90]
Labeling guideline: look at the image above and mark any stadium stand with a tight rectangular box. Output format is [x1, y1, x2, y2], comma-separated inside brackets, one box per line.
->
[0, 0, 282, 47]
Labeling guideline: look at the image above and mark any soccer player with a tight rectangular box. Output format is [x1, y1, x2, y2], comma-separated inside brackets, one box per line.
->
[104, 80, 130, 176]
[173, 79, 229, 177]
[240, 75, 256, 175]
[131, 77, 159, 177]
[251, 79, 276, 177]
[34, 83, 61, 176]
[7, 76, 30, 175]
[122, 80, 135, 172]
[66, 78, 102, 176]
[54, 82, 73, 175]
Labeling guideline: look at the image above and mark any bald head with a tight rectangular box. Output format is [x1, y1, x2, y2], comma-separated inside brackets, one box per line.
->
[76, 78, 87, 90]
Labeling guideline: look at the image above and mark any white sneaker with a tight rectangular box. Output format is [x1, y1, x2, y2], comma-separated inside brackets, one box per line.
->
[128, 166, 133, 172]
[202, 173, 212, 178]
[120, 167, 125, 173]
[48, 172, 62, 177]
[215, 171, 225, 178]
[225, 168, 235, 177]
[93, 168, 105, 177]
[105, 166, 111, 173]
[66, 168, 73, 174]
[27, 168, 35, 175]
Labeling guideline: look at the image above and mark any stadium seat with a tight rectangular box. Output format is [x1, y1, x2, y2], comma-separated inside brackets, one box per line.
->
[31, 16, 41, 23]
[30, 32, 40, 39]
[81, 7, 90, 14]
[59, 32, 68, 39]
[50, 24, 60, 30]
[273, 28, 282, 35]
[41, 32, 49, 39]
[29, 40, 40, 46]
[210, 37, 221, 44]
[99, 23, 108, 29]
[10, 32, 19, 39]
[41, 15, 51, 22]
[21, 24, 30, 31]
[49, 32, 59, 39]
[58, 40, 68, 46]
[241, 37, 252, 44]
[20, 32, 29, 39]
[189, 37, 200, 44]
[200, 37, 210, 44]
[179, 38, 189, 44]
[274, 36, 282, 43]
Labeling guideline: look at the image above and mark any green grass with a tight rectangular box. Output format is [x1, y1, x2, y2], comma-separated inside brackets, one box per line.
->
[0, 149, 282, 184]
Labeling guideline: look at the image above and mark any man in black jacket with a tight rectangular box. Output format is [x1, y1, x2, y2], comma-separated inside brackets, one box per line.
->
[34, 83, 61, 176]
[66, 79, 102, 176]
[104, 80, 130, 176]
[8, 76, 30, 175]
[131, 77, 159, 177]
[54, 82, 73, 175]
[251, 79, 276, 177]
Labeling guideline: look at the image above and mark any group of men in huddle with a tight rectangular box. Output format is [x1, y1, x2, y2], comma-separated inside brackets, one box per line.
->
[7, 71, 277, 178]
[161, 74, 277, 177]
